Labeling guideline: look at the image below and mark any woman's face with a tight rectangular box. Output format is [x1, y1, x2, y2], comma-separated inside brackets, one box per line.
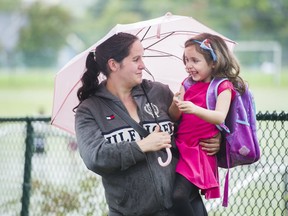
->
[184, 45, 214, 83]
[117, 40, 146, 87]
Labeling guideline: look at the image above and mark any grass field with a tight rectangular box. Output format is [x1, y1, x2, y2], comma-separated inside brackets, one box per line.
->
[0, 68, 287, 117]
[0, 69, 55, 117]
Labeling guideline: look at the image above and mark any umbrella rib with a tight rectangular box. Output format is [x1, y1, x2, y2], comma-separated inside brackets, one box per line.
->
[145, 32, 175, 50]
[144, 48, 182, 61]
[144, 67, 155, 81]
[139, 26, 151, 42]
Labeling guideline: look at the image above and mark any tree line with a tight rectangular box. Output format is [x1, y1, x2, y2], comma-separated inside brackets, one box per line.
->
[0, 0, 287, 68]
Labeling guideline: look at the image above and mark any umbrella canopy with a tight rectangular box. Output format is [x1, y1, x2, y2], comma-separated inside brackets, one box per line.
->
[51, 12, 236, 134]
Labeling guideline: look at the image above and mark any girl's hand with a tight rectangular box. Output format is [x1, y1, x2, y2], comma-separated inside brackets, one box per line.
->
[173, 92, 181, 104]
[177, 101, 197, 114]
[169, 92, 183, 122]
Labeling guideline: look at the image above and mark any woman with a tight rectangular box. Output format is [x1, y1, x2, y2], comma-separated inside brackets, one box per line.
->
[74, 32, 220, 216]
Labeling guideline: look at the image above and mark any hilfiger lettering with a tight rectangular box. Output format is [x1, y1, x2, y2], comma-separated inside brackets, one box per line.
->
[103, 121, 173, 144]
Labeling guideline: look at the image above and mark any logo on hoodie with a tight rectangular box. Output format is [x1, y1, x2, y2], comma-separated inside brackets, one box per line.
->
[103, 121, 173, 143]
[144, 103, 159, 118]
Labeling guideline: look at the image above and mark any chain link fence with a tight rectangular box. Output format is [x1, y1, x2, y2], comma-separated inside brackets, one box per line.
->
[0, 112, 287, 216]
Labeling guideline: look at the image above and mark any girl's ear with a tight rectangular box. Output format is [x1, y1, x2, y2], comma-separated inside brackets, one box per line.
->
[211, 62, 216, 68]
[107, 59, 119, 72]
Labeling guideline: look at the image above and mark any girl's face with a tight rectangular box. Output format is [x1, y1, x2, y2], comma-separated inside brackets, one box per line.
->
[184, 45, 214, 82]
[117, 40, 146, 87]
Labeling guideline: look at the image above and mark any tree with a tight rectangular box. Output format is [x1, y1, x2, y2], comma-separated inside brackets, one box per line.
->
[0, 0, 22, 11]
[17, 2, 72, 67]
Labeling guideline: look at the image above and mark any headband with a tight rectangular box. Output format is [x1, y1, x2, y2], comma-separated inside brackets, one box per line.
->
[193, 39, 217, 61]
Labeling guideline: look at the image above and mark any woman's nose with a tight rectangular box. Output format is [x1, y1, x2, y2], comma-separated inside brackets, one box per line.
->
[140, 59, 146, 69]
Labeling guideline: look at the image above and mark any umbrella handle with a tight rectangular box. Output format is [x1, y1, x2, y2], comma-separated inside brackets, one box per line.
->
[158, 148, 172, 167]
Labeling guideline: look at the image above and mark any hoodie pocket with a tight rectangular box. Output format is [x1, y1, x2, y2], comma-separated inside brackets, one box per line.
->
[116, 180, 129, 206]
[114, 164, 159, 213]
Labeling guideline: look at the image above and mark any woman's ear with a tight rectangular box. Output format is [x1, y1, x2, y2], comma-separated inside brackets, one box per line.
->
[107, 59, 119, 72]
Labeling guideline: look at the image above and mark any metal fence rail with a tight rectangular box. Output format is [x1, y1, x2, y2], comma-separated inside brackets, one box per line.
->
[0, 112, 287, 216]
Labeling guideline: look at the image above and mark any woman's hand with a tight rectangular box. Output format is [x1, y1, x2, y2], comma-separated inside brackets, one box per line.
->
[137, 125, 171, 153]
[199, 132, 221, 156]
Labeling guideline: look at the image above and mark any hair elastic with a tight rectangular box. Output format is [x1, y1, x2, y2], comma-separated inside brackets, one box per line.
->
[90, 50, 96, 61]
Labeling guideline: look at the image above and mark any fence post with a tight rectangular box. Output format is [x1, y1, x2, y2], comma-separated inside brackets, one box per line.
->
[20, 118, 34, 216]
[285, 166, 288, 216]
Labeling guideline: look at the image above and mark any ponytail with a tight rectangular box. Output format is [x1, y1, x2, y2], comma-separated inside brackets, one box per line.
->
[73, 52, 101, 111]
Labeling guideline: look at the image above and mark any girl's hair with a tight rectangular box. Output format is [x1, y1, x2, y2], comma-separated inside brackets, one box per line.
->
[75, 32, 139, 107]
[184, 33, 246, 94]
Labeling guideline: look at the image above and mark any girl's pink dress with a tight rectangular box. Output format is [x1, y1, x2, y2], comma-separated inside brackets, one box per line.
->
[175, 80, 235, 199]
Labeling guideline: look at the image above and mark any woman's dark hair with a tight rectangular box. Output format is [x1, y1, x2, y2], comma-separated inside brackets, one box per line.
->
[74, 32, 139, 109]
[183, 33, 246, 94]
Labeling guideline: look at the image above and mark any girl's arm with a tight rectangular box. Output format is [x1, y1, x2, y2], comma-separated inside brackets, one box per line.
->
[177, 88, 232, 125]
[168, 85, 185, 121]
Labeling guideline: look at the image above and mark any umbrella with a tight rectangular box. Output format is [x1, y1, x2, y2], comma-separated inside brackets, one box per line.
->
[51, 12, 236, 135]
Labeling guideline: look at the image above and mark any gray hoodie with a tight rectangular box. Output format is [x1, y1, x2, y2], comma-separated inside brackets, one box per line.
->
[75, 79, 177, 216]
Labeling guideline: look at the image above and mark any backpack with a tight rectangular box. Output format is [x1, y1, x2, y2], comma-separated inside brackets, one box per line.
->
[183, 77, 260, 207]
[207, 77, 261, 168]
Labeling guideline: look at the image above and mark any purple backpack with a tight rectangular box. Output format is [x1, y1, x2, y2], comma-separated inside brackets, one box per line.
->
[183, 77, 260, 206]
[207, 77, 261, 168]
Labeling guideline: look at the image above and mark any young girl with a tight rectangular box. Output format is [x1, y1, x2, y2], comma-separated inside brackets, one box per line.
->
[169, 33, 246, 216]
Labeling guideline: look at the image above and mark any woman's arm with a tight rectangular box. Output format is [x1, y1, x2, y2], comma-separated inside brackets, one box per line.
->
[200, 132, 221, 155]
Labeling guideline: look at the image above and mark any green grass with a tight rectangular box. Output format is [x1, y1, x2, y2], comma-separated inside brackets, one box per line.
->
[241, 70, 288, 88]
[0, 70, 55, 117]
[0, 68, 287, 117]
[240, 69, 288, 112]
[0, 68, 55, 89]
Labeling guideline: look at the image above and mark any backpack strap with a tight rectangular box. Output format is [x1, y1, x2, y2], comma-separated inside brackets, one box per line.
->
[207, 77, 230, 133]
[206, 77, 227, 110]
[206, 77, 232, 207]
[183, 76, 196, 91]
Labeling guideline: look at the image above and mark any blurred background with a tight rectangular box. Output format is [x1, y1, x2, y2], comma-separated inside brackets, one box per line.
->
[0, 1, 287, 216]
[0, 0, 287, 116]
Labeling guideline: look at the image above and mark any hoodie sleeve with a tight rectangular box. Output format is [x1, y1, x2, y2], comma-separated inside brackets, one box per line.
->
[75, 102, 146, 176]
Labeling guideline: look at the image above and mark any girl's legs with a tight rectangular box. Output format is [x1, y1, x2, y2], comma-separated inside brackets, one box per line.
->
[172, 173, 208, 216]
[189, 189, 208, 216]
